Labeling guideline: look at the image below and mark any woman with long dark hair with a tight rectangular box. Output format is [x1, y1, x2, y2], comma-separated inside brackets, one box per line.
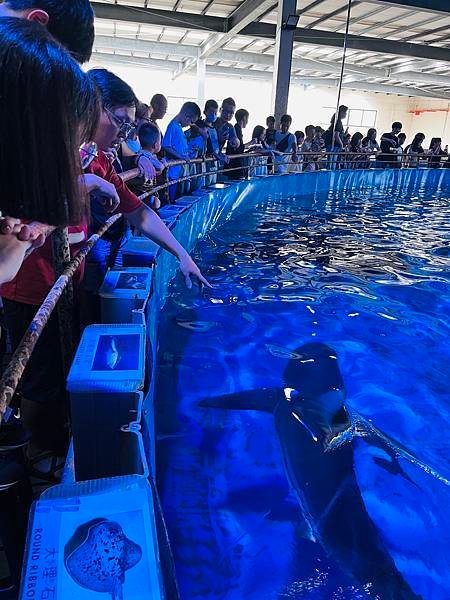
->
[0, 17, 100, 283]
[405, 133, 426, 167]
[428, 137, 448, 168]
[349, 132, 364, 168]
[361, 128, 380, 168]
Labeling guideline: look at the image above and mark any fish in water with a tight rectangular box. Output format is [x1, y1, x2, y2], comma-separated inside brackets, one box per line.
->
[65, 518, 142, 600]
[200, 342, 425, 599]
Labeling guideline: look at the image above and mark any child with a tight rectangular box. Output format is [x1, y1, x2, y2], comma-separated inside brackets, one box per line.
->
[138, 122, 167, 209]
[186, 120, 209, 191]
[265, 116, 276, 146]
[290, 131, 305, 172]
[396, 132, 407, 167]
[274, 114, 297, 173]
[162, 101, 201, 203]
[248, 125, 271, 176]
[302, 125, 319, 172]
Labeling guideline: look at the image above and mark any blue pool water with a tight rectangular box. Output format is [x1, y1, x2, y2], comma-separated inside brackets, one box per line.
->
[156, 180, 450, 599]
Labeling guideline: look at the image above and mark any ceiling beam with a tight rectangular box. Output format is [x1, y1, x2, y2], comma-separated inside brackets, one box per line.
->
[203, 0, 277, 60]
[93, 35, 388, 77]
[388, 69, 450, 84]
[91, 51, 450, 99]
[173, 0, 278, 79]
[245, 21, 450, 62]
[91, 52, 182, 71]
[362, 0, 450, 15]
[91, 3, 227, 33]
[94, 35, 199, 58]
[93, 36, 450, 86]
[305, 2, 361, 29]
[91, 3, 450, 63]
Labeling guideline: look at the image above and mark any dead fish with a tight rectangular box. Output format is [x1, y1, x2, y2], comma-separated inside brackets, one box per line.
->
[105, 337, 120, 370]
[65, 518, 142, 600]
[176, 320, 216, 332]
[265, 344, 304, 360]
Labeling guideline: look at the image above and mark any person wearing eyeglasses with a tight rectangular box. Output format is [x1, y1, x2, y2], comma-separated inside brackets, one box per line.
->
[82, 70, 210, 323]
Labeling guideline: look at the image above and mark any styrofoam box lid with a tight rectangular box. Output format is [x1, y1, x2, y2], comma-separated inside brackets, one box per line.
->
[67, 324, 145, 392]
[121, 236, 160, 257]
[20, 475, 163, 600]
[99, 268, 153, 299]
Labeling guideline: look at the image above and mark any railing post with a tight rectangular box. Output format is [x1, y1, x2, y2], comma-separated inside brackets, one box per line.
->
[51, 227, 75, 375]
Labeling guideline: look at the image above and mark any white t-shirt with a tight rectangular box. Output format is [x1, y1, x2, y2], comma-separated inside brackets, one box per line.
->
[162, 119, 189, 180]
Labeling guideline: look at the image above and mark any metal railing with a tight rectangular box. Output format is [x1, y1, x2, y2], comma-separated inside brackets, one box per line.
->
[0, 148, 448, 420]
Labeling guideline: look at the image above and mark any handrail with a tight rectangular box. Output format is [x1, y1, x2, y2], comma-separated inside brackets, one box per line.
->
[0, 151, 447, 420]
[118, 148, 446, 190]
[116, 149, 445, 200]
[0, 213, 122, 422]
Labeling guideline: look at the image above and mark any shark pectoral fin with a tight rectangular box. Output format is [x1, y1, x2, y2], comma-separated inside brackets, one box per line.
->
[198, 388, 280, 412]
[373, 456, 419, 488]
[351, 409, 450, 487]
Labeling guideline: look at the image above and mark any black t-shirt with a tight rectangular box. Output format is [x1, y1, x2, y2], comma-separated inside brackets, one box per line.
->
[227, 123, 244, 156]
[266, 127, 276, 145]
[380, 132, 399, 155]
[324, 118, 344, 148]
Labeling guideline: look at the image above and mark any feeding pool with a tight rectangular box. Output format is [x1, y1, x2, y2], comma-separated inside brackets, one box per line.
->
[154, 169, 450, 600]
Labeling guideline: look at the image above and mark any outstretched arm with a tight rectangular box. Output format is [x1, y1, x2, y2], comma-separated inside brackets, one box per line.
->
[125, 204, 211, 289]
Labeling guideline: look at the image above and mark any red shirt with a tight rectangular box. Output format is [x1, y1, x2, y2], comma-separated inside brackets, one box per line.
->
[1, 151, 142, 306]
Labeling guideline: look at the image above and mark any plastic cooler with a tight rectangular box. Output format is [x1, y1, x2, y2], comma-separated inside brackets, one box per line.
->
[99, 268, 153, 324]
[121, 236, 160, 267]
[19, 475, 164, 599]
[67, 324, 147, 481]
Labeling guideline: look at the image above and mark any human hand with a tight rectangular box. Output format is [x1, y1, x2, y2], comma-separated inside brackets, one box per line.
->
[137, 155, 157, 182]
[0, 218, 49, 248]
[0, 221, 54, 284]
[104, 148, 118, 164]
[179, 254, 212, 290]
[82, 174, 120, 213]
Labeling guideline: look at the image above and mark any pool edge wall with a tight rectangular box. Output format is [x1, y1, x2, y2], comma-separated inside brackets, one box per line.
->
[144, 167, 450, 593]
[144, 166, 450, 469]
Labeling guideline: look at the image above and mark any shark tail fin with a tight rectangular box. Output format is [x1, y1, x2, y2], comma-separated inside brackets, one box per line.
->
[199, 388, 280, 413]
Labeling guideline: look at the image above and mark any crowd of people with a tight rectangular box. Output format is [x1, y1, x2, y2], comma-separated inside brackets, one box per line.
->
[131, 101, 450, 203]
[0, 2, 214, 498]
[0, 0, 449, 502]
[0, 1, 450, 592]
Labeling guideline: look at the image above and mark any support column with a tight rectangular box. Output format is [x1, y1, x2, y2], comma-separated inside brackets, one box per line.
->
[271, 0, 297, 126]
[197, 55, 206, 108]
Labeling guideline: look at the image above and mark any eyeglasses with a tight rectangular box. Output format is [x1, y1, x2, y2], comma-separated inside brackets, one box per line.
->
[104, 107, 135, 140]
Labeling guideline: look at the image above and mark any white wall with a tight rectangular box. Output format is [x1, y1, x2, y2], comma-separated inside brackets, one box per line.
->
[88, 59, 450, 147]
[408, 98, 450, 146]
